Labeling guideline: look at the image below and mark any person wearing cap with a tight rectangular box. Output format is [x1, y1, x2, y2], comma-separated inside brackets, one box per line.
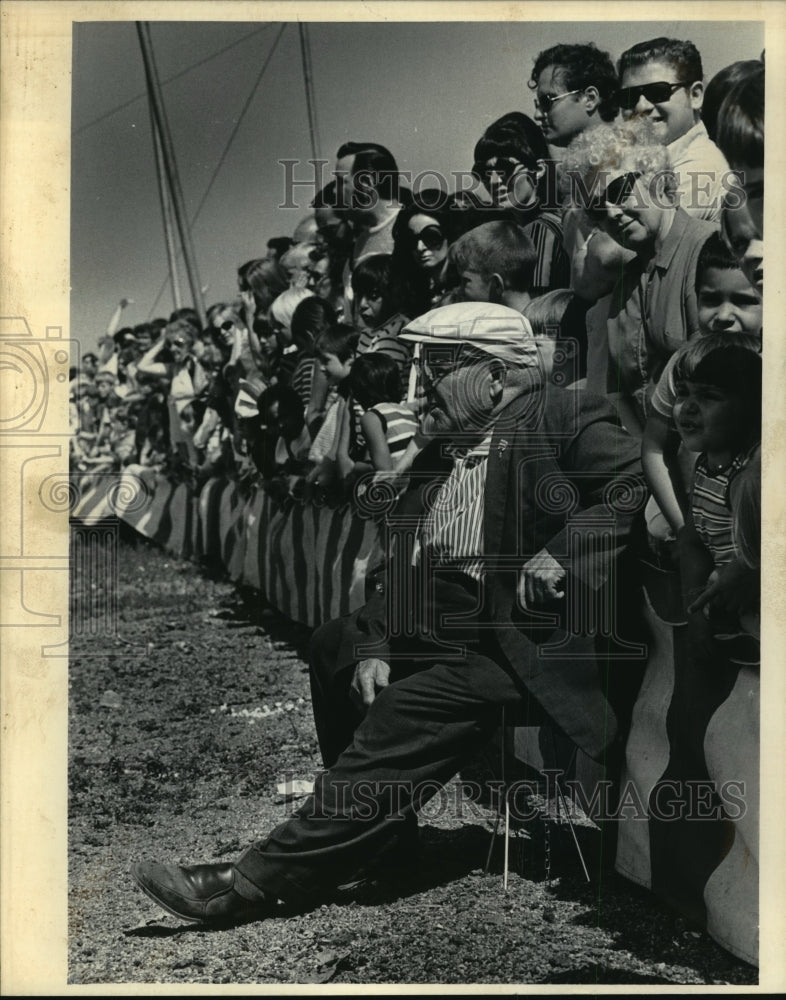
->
[132, 301, 646, 926]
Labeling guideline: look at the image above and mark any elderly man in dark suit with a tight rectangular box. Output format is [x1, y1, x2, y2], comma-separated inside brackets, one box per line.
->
[133, 302, 646, 925]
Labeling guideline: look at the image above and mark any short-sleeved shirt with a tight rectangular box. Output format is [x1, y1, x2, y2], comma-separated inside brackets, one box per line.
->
[668, 121, 730, 223]
[599, 207, 717, 429]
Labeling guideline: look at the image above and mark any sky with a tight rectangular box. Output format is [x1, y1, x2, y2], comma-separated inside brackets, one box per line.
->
[71, 18, 765, 349]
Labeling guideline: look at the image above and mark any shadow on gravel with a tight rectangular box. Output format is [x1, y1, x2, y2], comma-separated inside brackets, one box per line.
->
[537, 967, 674, 984]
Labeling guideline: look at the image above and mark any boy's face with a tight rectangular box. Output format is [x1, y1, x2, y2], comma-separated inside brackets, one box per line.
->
[459, 269, 493, 303]
[319, 351, 352, 384]
[673, 380, 752, 457]
[697, 267, 762, 336]
[619, 59, 701, 145]
[722, 201, 763, 298]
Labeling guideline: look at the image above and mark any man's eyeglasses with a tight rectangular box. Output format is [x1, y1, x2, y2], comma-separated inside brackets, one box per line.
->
[405, 225, 446, 251]
[533, 88, 583, 114]
[617, 80, 687, 113]
[585, 171, 643, 223]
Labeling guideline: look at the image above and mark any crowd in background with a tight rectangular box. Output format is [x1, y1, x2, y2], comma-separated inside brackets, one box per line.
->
[70, 38, 764, 620]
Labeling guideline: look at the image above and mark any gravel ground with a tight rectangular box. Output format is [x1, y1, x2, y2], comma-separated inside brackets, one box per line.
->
[68, 533, 758, 986]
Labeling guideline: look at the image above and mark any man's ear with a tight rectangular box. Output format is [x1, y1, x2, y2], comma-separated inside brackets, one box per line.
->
[534, 159, 548, 182]
[489, 273, 506, 304]
[689, 80, 704, 112]
[488, 359, 507, 401]
[582, 85, 601, 114]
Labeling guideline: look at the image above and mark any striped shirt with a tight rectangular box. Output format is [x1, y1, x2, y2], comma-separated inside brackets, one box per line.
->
[414, 435, 492, 582]
[691, 446, 756, 567]
[366, 402, 417, 456]
[358, 313, 413, 374]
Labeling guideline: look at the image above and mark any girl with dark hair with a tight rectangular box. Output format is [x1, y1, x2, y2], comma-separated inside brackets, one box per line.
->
[350, 254, 413, 373]
[472, 111, 570, 296]
[341, 352, 417, 474]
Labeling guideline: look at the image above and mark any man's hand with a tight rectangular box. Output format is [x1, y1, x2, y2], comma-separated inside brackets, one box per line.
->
[518, 549, 566, 608]
[350, 658, 391, 712]
[687, 557, 760, 616]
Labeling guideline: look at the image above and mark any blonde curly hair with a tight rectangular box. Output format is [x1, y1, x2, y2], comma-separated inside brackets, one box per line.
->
[560, 118, 677, 211]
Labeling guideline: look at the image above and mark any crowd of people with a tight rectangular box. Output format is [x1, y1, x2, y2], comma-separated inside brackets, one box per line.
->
[70, 35, 766, 951]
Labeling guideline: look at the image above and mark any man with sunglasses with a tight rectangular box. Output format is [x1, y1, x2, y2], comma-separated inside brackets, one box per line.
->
[618, 37, 730, 221]
[131, 301, 646, 926]
[529, 43, 635, 305]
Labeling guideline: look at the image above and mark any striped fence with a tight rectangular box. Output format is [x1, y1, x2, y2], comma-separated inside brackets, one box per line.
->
[71, 466, 759, 967]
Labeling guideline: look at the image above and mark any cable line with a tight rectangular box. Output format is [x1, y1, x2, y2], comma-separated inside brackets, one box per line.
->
[74, 23, 274, 135]
[146, 24, 288, 320]
[298, 23, 322, 163]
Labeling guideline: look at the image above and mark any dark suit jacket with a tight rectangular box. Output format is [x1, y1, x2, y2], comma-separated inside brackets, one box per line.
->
[344, 382, 647, 761]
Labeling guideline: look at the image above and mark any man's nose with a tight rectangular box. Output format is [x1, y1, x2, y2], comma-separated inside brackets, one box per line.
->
[634, 94, 654, 114]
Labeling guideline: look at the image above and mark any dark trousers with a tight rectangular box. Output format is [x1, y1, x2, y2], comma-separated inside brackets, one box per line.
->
[235, 576, 539, 905]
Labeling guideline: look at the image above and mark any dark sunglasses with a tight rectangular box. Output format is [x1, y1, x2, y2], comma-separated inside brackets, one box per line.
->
[617, 80, 686, 112]
[406, 224, 446, 251]
[171, 337, 189, 348]
[472, 157, 529, 189]
[220, 320, 236, 332]
[533, 88, 583, 114]
[585, 171, 643, 222]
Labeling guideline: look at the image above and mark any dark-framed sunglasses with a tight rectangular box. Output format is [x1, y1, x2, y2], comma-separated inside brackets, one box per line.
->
[220, 320, 236, 332]
[585, 171, 643, 223]
[617, 80, 687, 112]
[406, 224, 446, 252]
[472, 157, 530, 189]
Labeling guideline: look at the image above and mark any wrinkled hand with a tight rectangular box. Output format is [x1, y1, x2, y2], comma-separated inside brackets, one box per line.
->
[687, 558, 759, 616]
[350, 658, 390, 712]
[518, 549, 566, 608]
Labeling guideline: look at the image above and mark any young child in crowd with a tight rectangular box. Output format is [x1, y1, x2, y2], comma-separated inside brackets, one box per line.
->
[252, 385, 313, 497]
[350, 254, 412, 374]
[670, 334, 761, 630]
[642, 233, 762, 542]
[338, 352, 417, 478]
[448, 221, 538, 314]
[289, 297, 335, 434]
[306, 324, 360, 491]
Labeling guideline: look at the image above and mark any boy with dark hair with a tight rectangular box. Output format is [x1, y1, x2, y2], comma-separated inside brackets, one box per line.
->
[617, 36, 729, 221]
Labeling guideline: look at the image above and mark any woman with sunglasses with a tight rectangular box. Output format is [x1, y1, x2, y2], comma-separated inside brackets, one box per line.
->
[472, 111, 570, 297]
[562, 117, 717, 434]
[389, 192, 459, 320]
